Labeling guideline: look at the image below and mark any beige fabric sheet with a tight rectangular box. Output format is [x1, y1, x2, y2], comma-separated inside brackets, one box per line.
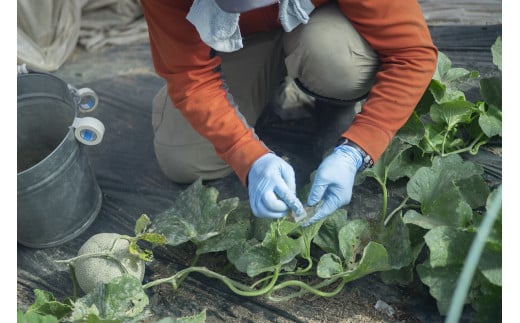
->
[17, 0, 147, 71]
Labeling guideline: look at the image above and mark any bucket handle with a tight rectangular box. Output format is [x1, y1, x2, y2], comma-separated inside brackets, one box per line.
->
[71, 117, 105, 146]
[69, 86, 99, 113]
[17, 64, 100, 113]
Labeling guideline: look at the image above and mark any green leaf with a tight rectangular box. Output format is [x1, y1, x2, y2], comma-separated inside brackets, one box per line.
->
[26, 289, 72, 320]
[339, 242, 391, 282]
[381, 223, 429, 285]
[415, 87, 436, 115]
[196, 220, 250, 255]
[380, 237, 425, 285]
[491, 36, 502, 71]
[416, 262, 462, 315]
[424, 226, 473, 267]
[480, 77, 502, 108]
[419, 122, 444, 154]
[445, 67, 471, 82]
[362, 138, 412, 186]
[396, 112, 425, 146]
[138, 232, 168, 245]
[134, 214, 152, 236]
[269, 221, 303, 263]
[432, 51, 479, 101]
[313, 209, 349, 255]
[129, 241, 154, 262]
[232, 221, 302, 277]
[17, 309, 60, 323]
[455, 175, 490, 209]
[429, 79, 447, 103]
[338, 219, 372, 268]
[226, 239, 255, 268]
[377, 214, 413, 269]
[251, 217, 274, 242]
[471, 276, 502, 323]
[391, 146, 432, 180]
[151, 179, 239, 246]
[316, 253, 343, 278]
[433, 51, 452, 81]
[478, 244, 501, 286]
[407, 155, 484, 227]
[440, 89, 467, 103]
[402, 209, 446, 230]
[233, 243, 284, 277]
[71, 274, 149, 321]
[430, 101, 474, 130]
[478, 104, 502, 137]
[295, 210, 325, 259]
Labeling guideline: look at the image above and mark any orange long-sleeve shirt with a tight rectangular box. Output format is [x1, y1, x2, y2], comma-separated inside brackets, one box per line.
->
[141, 0, 438, 185]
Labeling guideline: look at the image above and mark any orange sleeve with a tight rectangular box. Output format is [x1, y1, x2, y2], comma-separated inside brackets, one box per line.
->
[336, 0, 438, 163]
[140, 0, 269, 185]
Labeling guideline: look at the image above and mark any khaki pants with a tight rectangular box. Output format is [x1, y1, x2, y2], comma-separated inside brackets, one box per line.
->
[152, 3, 379, 183]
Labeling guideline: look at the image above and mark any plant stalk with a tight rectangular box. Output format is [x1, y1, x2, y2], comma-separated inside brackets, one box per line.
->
[384, 196, 410, 226]
[142, 266, 281, 297]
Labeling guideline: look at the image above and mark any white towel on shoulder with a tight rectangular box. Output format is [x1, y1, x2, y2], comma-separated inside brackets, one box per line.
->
[187, 0, 315, 52]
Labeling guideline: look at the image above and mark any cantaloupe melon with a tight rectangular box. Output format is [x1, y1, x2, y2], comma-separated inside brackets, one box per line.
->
[74, 233, 145, 294]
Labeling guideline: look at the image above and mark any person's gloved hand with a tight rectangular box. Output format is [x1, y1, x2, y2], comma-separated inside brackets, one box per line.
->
[304, 144, 363, 226]
[248, 153, 307, 219]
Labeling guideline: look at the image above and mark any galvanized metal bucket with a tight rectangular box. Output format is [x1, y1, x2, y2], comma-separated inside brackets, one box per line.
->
[17, 70, 105, 248]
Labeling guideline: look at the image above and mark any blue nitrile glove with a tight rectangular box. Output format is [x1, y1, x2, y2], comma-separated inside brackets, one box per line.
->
[248, 153, 307, 219]
[304, 144, 363, 226]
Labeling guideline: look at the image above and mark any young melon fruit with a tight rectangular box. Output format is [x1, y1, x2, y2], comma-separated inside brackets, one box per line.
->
[74, 232, 146, 294]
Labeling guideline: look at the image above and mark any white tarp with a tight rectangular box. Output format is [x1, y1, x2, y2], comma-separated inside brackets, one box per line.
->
[17, 0, 148, 72]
